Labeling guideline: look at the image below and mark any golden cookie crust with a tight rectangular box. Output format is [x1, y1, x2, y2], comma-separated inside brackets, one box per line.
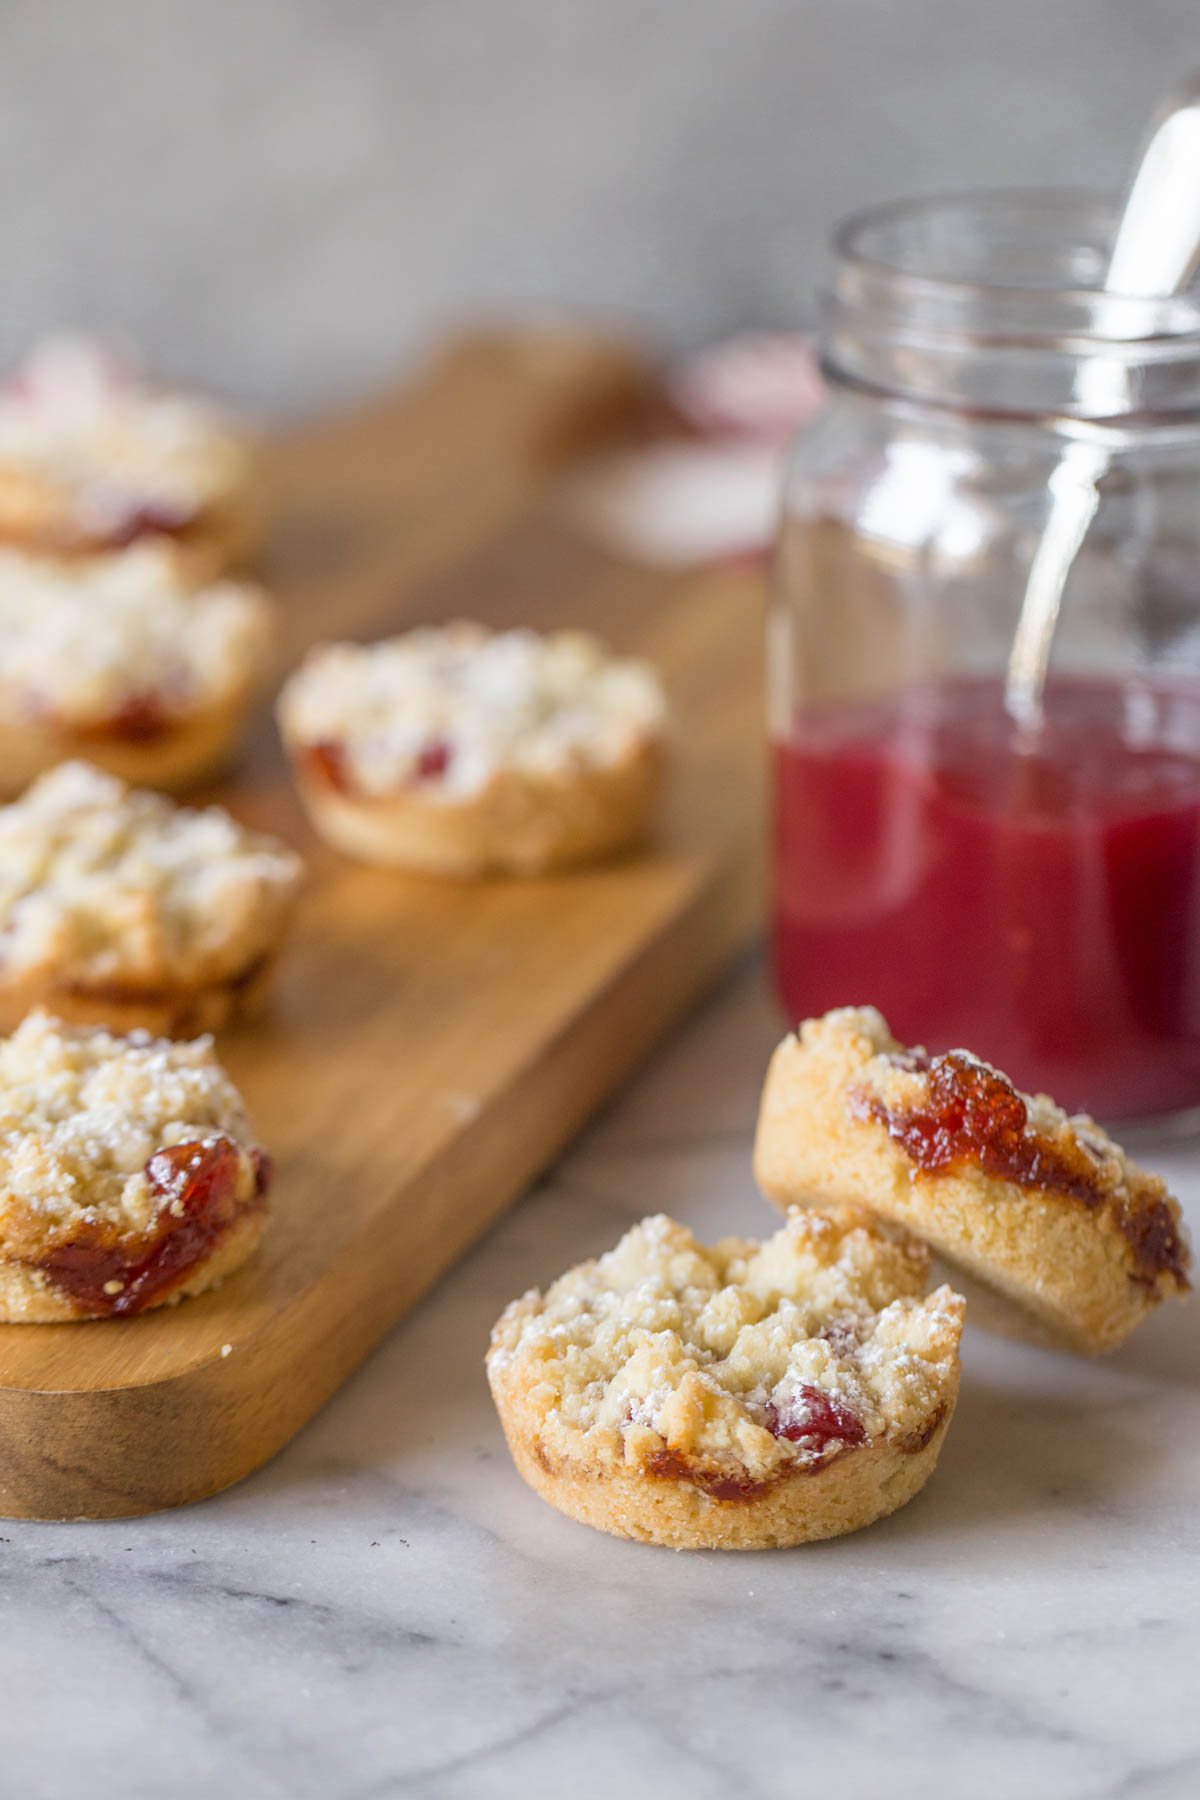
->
[0, 477, 265, 580]
[0, 1201, 267, 1324]
[488, 1207, 964, 1550]
[495, 1401, 955, 1550]
[287, 735, 663, 876]
[0, 946, 282, 1042]
[753, 1007, 1192, 1354]
[0, 688, 260, 799]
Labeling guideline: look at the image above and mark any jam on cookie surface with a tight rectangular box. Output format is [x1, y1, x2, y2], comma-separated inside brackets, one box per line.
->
[31, 1139, 270, 1318]
[856, 1046, 1190, 1288]
[305, 734, 454, 796]
[763, 1384, 866, 1450]
[860, 1049, 1104, 1202]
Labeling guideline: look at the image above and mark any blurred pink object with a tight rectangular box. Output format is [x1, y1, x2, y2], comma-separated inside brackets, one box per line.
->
[564, 333, 826, 567]
[1, 333, 136, 413]
[669, 333, 826, 443]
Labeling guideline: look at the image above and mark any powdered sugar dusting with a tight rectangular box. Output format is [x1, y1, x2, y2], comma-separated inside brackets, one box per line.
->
[0, 335, 251, 534]
[0, 761, 302, 987]
[0, 1011, 257, 1233]
[0, 543, 272, 726]
[488, 1209, 964, 1483]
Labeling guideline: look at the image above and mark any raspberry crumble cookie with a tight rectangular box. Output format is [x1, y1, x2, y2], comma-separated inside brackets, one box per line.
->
[0, 335, 262, 579]
[0, 762, 303, 1037]
[487, 1207, 964, 1549]
[0, 541, 274, 794]
[754, 1007, 1192, 1354]
[0, 1010, 271, 1321]
[278, 623, 667, 875]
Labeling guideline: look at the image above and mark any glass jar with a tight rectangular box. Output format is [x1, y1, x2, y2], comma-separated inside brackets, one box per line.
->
[771, 189, 1200, 1122]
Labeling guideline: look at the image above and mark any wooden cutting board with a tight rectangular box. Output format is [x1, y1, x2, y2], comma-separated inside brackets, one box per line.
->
[0, 328, 766, 1520]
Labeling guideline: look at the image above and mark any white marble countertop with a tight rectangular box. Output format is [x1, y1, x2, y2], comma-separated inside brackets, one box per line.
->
[4, 958, 1198, 1800]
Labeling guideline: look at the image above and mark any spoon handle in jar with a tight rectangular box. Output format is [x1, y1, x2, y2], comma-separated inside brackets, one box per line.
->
[1005, 73, 1200, 734]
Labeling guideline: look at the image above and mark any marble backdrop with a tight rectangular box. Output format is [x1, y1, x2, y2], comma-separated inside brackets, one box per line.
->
[1, 960, 1197, 1799]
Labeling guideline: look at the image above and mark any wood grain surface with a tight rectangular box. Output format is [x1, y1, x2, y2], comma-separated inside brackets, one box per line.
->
[0, 327, 766, 1520]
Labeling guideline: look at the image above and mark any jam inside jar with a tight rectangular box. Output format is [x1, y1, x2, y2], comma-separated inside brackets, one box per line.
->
[773, 674, 1200, 1118]
[771, 190, 1200, 1123]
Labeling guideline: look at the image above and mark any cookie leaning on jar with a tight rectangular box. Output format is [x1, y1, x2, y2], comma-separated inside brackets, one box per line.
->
[753, 1006, 1193, 1354]
[277, 623, 668, 876]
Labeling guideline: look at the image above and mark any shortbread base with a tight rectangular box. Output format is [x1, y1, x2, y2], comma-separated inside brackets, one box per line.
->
[0, 687, 257, 799]
[492, 1388, 957, 1551]
[288, 739, 663, 876]
[0, 1203, 267, 1324]
[0, 951, 280, 1041]
[0, 475, 265, 583]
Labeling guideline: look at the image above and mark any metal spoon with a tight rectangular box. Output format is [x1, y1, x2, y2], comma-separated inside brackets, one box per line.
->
[1004, 73, 1200, 734]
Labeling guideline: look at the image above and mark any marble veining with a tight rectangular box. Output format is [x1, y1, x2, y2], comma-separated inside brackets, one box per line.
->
[1, 959, 1197, 1799]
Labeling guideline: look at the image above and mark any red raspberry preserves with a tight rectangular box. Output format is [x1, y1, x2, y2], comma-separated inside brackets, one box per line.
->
[33, 1138, 269, 1318]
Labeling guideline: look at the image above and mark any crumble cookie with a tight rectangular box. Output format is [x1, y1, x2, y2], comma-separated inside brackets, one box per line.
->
[0, 335, 262, 578]
[277, 623, 667, 876]
[0, 541, 274, 794]
[487, 1207, 964, 1550]
[0, 1010, 271, 1321]
[0, 762, 303, 1036]
[753, 1007, 1193, 1354]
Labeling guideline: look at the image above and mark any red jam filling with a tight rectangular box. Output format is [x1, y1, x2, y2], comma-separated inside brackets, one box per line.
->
[816, 1317, 862, 1357]
[78, 691, 172, 743]
[413, 738, 452, 783]
[1112, 1194, 1191, 1289]
[102, 501, 196, 548]
[305, 739, 350, 792]
[861, 1050, 1189, 1286]
[772, 675, 1200, 1121]
[764, 1385, 866, 1450]
[643, 1447, 767, 1503]
[861, 1049, 1104, 1204]
[32, 1138, 270, 1318]
[305, 736, 454, 794]
[640, 1383, 866, 1501]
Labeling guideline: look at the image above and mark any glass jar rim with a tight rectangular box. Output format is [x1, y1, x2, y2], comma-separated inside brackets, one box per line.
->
[824, 187, 1200, 422]
[832, 186, 1200, 342]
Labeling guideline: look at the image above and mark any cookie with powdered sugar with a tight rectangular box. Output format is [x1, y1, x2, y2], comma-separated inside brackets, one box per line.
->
[487, 1206, 963, 1550]
[0, 543, 274, 795]
[277, 623, 667, 877]
[0, 335, 263, 579]
[0, 1011, 271, 1322]
[0, 762, 302, 1036]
